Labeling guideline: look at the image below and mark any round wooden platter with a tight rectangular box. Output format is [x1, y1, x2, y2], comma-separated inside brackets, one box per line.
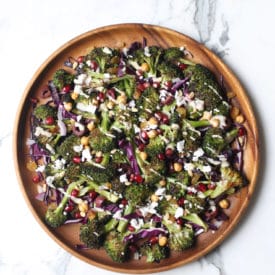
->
[13, 24, 259, 274]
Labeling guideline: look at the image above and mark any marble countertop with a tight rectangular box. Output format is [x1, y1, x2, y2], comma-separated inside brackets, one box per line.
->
[1, 0, 274, 274]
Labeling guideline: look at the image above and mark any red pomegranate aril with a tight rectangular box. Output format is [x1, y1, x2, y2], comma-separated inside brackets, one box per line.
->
[77, 56, 84, 63]
[140, 131, 149, 140]
[154, 112, 163, 121]
[149, 236, 159, 245]
[164, 80, 173, 89]
[134, 174, 143, 183]
[176, 218, 184, 226]
[97, 92, 105, 102]
[179, 63, 188, 70]
[157, 153, 165, 160]
[137, 83, 146, 92]
[45, 116, 55, 125]
[208, 183, 216, 190]
[238, 127, 246, 137]
[71, 189, 79, 197]
[197, 183, 207, 192]
[152, 82, 160, 88]
[138, 143, 145, 151]
[177, 197, 185, 207]
[128, 225, 135, 232]
[95, 156, 103, 163]
[161, 114, 170, 124]
[162, 95, 174, 106]
[74, 211, 82, 219]
[65, 205, 74, 212]
[73, 156, 81, 164]
[165, 148, 174, 158]
[32, 174, 40, 183]
[121, 198, 128, 206]
[106, 88, 116, 99]
[62, 84, 71, 93]
[88, 191, 98, 200]
[90, 60, 98, 70]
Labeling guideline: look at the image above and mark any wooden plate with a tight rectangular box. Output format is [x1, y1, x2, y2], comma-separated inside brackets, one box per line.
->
[13, 23, 259, 274]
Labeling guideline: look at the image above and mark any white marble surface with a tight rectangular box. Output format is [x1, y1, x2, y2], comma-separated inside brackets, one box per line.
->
[1, 0, 275, 274]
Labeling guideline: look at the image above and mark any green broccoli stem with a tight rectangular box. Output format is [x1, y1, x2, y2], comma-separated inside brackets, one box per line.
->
[104, 218, 119, 232]
[100, 110, 111, 132]
[225, 128, 238, 144]
[82, 178, 119, 203]
[179, 58, 195, 66]
[185, 119, 210, 128]
[117, 204, 134, 233]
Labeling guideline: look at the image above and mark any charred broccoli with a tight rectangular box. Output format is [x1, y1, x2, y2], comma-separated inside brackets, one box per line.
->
[124, 183, 151, 206]
[140, 243, 169, 263]
[104, 231, 129, 262]
[33, 105, 56, 120]
[157, 61, 183, 82]
[52, 69, 74, 91]
[57, 135, 81, 160]
[79, 216, 118, 249]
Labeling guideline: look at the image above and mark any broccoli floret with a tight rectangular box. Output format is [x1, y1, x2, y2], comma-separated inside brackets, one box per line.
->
[145, 136, 166, 158]
[124, 184, 151, 206]
[45, 179, 83, 228]
[52, 69, 74, 91]
[202, 127, 238, 158]
[104, 231, 129, 263]
[166, 174, 189, 199]
[157, 198, 178, 216]
[57, 135, 81, 160]
[160, 124, 180, 143]
[79, 216, 118, 249]
[184, 64, 225, 113]
[80, 155, 116, 184]
[65, 163, 81, 182]
[85, 47, 120, 73]
[140, 243, 169, 263]
[137, 87, 160, 120]
[157, 61, 183, 82]
[111, 75, 135, 98]
[33, 105, 56, 120]
[44, 161, 66, 187]
[162, 220, 195, 252]
[130, 46, 163, 76]
[184, 195, 206, 214]
[162, 47, 195, 66]
[209, 166, 244, 198]
[111, 149, 129, 165]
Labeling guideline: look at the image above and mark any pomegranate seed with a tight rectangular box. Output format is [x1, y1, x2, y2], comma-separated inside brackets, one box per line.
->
[106, 88, 116, 99]
[149, 236, 159, 245]
[178, 63, 188, 70]
[128, 225, 135, 232]
[121, 198, 128, 206]
[177, 197, 185, 207]
[165, 148, 174, 158]
[138, 143, 145, 151]
[134, 174, 143, 183]
[208, 183, 216, 190]
[140, 131, 149, 141]
[74, 211, 82, 219]
[238, 127, 246, 137]
[154, 111, 163, 121]
[30, 98, 39, 104]
[90, 60, 98, 70]
[95, 156, 103, 163]
[62, 84, 71, 93]
[161, 95, 174, 106]
[71, 189, 79, 197]
[197, 183, 207, 192]
[157, 153, 165, 160]
[137, 83, 147, 92]
[73, 156, 81, 164]
[176, 218, 184, 226]
[88, 191, 98, 200]
[97, 92, 105, 102]
[161, 114, 170, 124]
[77, 56, 84, 63]
[164, 80, 173, 89]
[32, 174, 40, 183]
[65, 205, 74, 212]
[152, 82, 160, 88]
[45, 116, 54, 125]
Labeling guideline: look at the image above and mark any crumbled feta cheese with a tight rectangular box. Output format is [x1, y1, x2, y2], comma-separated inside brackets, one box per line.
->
[119, 174, 128, 183]
[144, 46, 151, 57]
[73, 144, 83, 153]
[35, 165, 45, 173]
[76, 102, 97, 114]
[139, 202, 158, 216]
[155, 188, 166, 196]
[34, 126, 52, 138]
[54, 159, 66, 170]
[192, 148, 204, 161]
[184, 163, 195, 172]
[46, 176, 55, 188]
[81, 148, 92, 162]
[188, 98, 204, 111]
[74, 74, 87, 85]
[102, 47, 112, 54]
[46, 144, 55, 154]
[176, 140, 185, 153]
[174, 207, 184, 218]
[210, 115, 227, 128]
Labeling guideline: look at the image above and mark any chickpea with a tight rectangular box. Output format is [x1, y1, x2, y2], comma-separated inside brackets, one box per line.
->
[78, 201, 88, 213]
[80, 136, 89, 146]
[64, 102, 72, 112]
[230, 106, 240, 119]
[147, 129, 157, 139]
[158, 236, 168, 246]
[117, 94, 127, 104]
[139, 151, 148, 161]
[148, 117, 158, 126]
[140, 62, 150, 72]
[210, 118, 220, 128]
[235, 114, 245, 124]
[219, 199, 230, 209]
[71, 92, 79, 100]
[173, 162, 183, 172]
[151, 194, 159, 202]
[159, 179, 166, 186]
[87, 121, 95, 131]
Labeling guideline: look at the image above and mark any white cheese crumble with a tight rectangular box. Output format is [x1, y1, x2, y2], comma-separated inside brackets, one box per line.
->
[76, 102, 97, 114]
[34, 126, 52, 138]
[81, 147, 92, 162]
[174, 207, 184, 219]
[53, 158, 66, 170]
[176, 140, 185, 153]
[102, 47, 112, 55]
[119, 174, 128, 183]
[73, 144, 83, 153]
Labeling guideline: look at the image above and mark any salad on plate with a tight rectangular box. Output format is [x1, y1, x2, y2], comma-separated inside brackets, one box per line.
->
[27, 40, 247, 263]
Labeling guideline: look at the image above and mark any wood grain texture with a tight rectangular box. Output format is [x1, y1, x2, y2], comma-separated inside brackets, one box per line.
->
[13, 24, 259, 274]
